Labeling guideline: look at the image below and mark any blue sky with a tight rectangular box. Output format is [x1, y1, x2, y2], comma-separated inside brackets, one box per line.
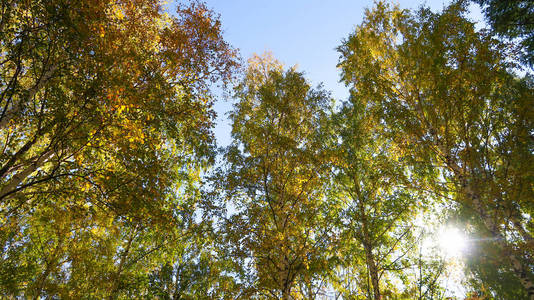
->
[177, 0, 483, 147]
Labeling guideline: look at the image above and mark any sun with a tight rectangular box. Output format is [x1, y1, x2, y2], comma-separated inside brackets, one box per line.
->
[438, 227, 467, 257]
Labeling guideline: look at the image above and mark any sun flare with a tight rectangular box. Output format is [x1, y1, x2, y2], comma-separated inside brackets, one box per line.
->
[438, 227, 467, 257]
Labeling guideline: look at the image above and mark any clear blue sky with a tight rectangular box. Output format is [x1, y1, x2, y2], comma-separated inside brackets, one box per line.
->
[173, 0, 483, 147]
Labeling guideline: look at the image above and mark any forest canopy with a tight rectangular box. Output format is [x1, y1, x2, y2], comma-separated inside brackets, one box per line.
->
[0, 0, 532, 299]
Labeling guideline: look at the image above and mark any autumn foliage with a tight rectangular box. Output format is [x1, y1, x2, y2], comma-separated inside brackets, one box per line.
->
[0, 0, 532, 299]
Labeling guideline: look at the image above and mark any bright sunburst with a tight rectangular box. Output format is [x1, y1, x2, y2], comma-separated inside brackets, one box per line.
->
[438, 227, 467, 257]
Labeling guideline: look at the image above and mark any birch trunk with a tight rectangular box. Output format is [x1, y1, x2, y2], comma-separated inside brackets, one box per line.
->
[0, 64, 57, 130]
[0, 149, 54, 200]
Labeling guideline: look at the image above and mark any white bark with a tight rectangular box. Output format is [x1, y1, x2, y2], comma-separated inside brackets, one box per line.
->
[0, 149, 54, 200]
[0, 64, 57, 130]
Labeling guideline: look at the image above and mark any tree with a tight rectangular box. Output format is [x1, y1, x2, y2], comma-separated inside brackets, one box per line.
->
[338, 1, 534, 298]
[218, 53, 334, 299]
[146, 223, 241, 299]
[330, 101, 421, 299]
[472, 0, 534, 67]
[0, 0, 237, 297]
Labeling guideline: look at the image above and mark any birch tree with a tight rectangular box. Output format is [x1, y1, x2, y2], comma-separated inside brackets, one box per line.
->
[338, 1, 534, 298]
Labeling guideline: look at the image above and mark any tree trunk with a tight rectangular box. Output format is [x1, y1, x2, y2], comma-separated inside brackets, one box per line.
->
[354, 177, 381, 300]
[438, 140, 534, 299]
[0, 149, 53, 200]
[358, 200, 380, 298]
[281, 270, 292, 300]
[362, 225, 381, 300]
[0, 64, 57, 130]
[108, 226, 137, 299]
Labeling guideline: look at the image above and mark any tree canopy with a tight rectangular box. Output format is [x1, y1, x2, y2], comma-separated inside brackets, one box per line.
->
[0, 0, 237, 297]
[338, 1, 534, 298]
[1, 0, 532, 299]
[473, 0, 534, 67]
